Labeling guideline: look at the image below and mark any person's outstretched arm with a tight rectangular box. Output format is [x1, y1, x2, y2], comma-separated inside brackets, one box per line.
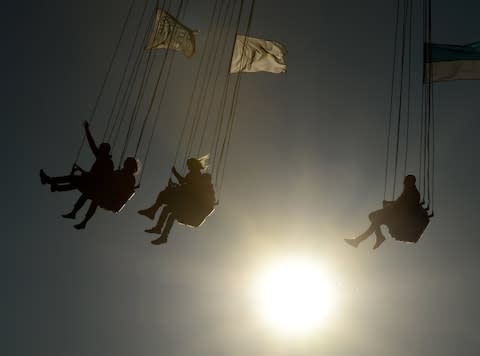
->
[171, 166, 185, 184]
[84, 121, 99, 156]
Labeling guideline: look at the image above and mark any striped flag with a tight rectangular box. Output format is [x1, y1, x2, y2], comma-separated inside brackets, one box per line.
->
[425, 42, 480, 82]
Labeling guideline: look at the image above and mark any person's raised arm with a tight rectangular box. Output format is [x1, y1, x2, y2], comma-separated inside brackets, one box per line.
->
[171, 166, 185, 184]
[84, 121, 99, 156]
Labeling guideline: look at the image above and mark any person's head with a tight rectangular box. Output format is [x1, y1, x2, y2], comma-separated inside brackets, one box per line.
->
[186, 155, 208, 172]
[404, 174, 416, 187]
[99, 143, 112, 157]
[123, 157, 140, 175]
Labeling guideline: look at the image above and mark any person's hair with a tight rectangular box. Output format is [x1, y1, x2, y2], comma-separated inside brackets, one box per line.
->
[187, 154, 209, 171]
[99, 142, 111, 154]
[404, 174, 416, 185]
[124, 157, 141, 175]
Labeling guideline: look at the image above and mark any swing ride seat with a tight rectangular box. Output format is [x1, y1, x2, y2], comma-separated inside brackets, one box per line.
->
[75, 171, 136, 213]
[97, 170, 138, 213]
[98, 188, 135, 213]
[174, 201, 215, 228]
[386, 206, 430, 243]
[169, 176, 216, 228]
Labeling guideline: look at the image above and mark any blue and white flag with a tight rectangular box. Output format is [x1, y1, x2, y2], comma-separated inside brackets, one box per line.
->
[425, 42, 480, 82]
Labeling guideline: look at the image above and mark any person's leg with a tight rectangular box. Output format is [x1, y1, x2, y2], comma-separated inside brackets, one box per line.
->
[40, 171, 71, 184]
[62, 195, 88, 219]
[53, 183, 76, 192]
[145, 205, 172, 234]
[345, 210, 383, 247]
[74, 201, 98, 230]
[40, 170, 51, 184]
[54, 173, 88, 193]
[40, 171, 76, 192]
[372, 209, 394, 249]
[151, 212, 175, 245]
[373, 227, 387, 249]
[49, 175, 74, 184]
[138, 188, 172, 219]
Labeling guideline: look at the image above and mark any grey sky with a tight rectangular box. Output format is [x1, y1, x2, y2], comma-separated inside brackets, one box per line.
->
[3, 1, 480, 355]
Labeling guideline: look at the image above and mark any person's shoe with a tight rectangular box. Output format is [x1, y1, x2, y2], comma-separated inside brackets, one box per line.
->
[151, 236, 168, 245]
[50, 183, 59, 192]
[40, 170, 50, 185]
[62, 212, 76, 219]
[138, 208, 156, 220]
[344, 238, 360, 248]
[373, 236, 386, 250]
[74, 222, 86, 230]
[145, 226, 163, 234]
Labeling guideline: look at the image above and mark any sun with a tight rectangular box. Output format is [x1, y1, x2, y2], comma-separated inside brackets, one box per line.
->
[253, 257, 335, 335]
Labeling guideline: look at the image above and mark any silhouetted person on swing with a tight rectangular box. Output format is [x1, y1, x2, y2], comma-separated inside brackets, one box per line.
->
[97, 156, 140, 212]
[39, 121, 114, 229]
[138, 156, 213, 245]
[111, 157, 140, 200]
[344, 175, 423, 249]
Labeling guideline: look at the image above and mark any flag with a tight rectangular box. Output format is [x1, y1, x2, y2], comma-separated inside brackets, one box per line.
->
[230, 35, 287, 73]
[424, 42, 480, 82]
[146, 9, 195, 58]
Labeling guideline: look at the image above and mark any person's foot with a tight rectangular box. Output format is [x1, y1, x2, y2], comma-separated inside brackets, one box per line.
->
[344, 238, 360, 248]
[138, 208, 156, 220]
[151, 236, 168, 245]
[62, 212, 76, 219]
[50, 183, 58, 192]
[39, 170, 50, 185]
[74, 222, 86, 230]
[373, 236, 386, 250]
[145, 226, 163, 234]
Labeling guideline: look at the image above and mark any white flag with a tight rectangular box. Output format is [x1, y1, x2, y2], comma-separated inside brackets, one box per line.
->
[230, 35, 287, 73]
[146, 9, 195, 58]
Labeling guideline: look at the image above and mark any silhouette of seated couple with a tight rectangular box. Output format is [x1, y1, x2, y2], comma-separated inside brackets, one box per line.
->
[39, 121, 215, 242]
[138, 156, 216, 245]
[40, 121, 139, 229]
[345, 175, 431, 249]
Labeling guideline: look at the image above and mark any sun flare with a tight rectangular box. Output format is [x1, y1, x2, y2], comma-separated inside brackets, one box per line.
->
[253, 257, 335, 335]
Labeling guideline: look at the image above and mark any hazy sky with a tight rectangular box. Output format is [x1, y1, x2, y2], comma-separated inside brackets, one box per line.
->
[3, 1, 480, 355]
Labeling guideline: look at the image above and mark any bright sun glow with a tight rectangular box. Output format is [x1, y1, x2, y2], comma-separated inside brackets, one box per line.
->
[253, 257, 335, 335]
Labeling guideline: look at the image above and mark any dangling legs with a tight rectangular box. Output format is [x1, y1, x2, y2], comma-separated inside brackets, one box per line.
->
[74, 201, 98, 230]
[372, 226, 386, 249]
[49, 176, 74, 184]
[345, 210, 384, 248]
[40, 169, 81, 192]
[145, 205, 172, 234]
[151, 211, 175, 245]
[51, 174, 85, 192]
[62, 195, 88, 219]
[372, 209, 393, 249]
[138, 187, 174, 220]
[40, 170, 77, 192]
[53, 183, 77, 192]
